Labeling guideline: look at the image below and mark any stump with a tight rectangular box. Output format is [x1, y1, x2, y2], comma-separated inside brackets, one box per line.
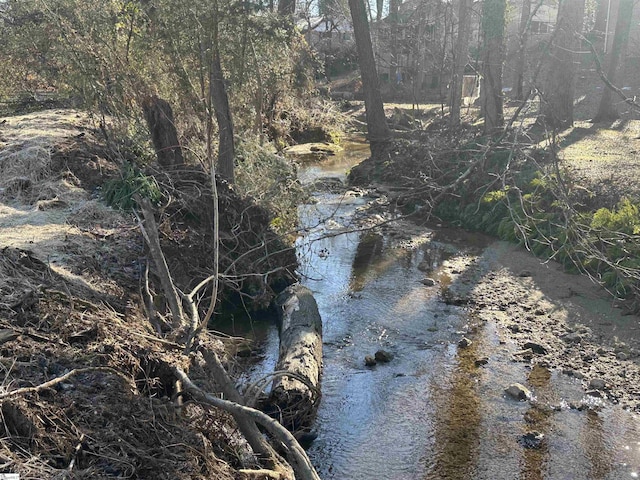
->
[141, 96, 184, 169]
[268, 284, 322, 430]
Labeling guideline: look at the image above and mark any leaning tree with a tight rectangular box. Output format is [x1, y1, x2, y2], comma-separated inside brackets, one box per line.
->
[348, 0, 391, 151]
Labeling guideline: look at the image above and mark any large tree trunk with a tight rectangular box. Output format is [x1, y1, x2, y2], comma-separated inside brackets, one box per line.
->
[349, 0, 391, 150]
[593, 0, 614, 37]
[449, 0, 473, 126]
[593, 0, 633, 122]
[268, 285, 322, 431]
[514, 0, 532, 100]
[389, 0, 401, 84]
[480, 0, 506, 133]
[539, 0, 586, 129]
[142, 96, 185, 169]
[210, 51, 235, 183]
[278, 0, 295, 15]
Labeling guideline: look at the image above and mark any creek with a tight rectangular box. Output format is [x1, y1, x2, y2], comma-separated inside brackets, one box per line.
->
[236, 139, 640, 479]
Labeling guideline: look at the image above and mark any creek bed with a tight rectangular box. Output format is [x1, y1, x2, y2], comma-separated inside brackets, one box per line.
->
[250, 140, 640, 479]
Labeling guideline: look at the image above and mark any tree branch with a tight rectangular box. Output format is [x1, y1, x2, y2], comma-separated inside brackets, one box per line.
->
[581, 34, 640, 112]
[173, 366, 321, 480]
[135, 196, 186, 329]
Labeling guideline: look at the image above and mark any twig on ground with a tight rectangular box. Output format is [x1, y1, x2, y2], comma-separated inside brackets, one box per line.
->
[0, 367, 132, 400]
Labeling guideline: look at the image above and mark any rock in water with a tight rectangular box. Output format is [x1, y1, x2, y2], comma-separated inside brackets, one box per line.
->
[589, 378, 606, 390]
[294, 430, 318, 449]
[458, 337, 473, 348]
[519, 431, 544, 449]
[475, 357, 489, 367]
[374, 350, 394, 363]
[365, 355, 377, 367]
[562, 332, 582, 344]
[505, 383, 531, 401]
[523, 341, 549, 355]
[420, 277, 436, 286]
[417, 260, 431, 272]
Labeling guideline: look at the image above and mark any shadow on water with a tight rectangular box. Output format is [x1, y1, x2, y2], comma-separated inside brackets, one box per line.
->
[350, 232, 385, 292]
[584, 410, 613, 480]
[520, 365, 552, 480]
[426, 335, 483, 479]
[349, 232, 414, 292]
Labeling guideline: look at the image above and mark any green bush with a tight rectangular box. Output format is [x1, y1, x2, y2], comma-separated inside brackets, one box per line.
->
[591, 199, 640, 234]
[234, 139, 306, 238]
[436, 149, 640, 302]
[102, 162, 162, 211]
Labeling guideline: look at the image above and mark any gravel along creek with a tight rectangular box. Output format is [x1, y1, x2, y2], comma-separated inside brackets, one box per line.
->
[239, 141, 640, 480]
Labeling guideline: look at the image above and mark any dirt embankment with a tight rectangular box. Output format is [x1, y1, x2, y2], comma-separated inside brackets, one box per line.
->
[0, 110, 297, 479]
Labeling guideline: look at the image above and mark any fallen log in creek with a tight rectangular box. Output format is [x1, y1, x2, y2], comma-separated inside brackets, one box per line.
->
[267, 284, 323, 431]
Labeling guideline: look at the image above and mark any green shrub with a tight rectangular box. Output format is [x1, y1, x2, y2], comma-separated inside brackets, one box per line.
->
[591, 199, 640, 234]
[234, 139, 307, 238]
[102, 162, 162, 211]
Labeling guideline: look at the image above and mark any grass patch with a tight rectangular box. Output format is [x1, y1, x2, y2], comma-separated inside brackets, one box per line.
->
[102, 162, 162, 211]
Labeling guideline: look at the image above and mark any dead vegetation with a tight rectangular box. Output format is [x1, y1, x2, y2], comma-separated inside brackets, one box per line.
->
[0, 109, 312, 479]
[0, 246, 247, 479]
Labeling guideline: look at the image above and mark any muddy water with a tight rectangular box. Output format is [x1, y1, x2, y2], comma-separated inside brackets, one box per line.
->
[257, 140, 640, 479]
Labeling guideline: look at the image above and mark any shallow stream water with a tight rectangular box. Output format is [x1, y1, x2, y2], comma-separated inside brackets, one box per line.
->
[245, 140, 640, 480]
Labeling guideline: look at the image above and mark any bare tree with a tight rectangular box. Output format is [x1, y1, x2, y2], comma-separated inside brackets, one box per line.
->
[388, 0, 401, 83]
[211, 51, 235, 183]
[480, 0, 506, 133]
[449, 0, 473, 126]
[593, 0, 633, 122]
[278, 0, 296, 15]
[209, 0, 235, 183]
[514, 0, 531, 100]
[539, 0, 586, 129]
[348, 0, 391, 149]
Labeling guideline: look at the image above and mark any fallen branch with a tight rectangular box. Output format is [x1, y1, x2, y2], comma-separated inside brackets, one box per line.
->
[238, 468, 283, 479]
[199, 347, 289, 467]
[135, 195, 185, 329]
[0, 367, 132, 400]
[244, 370, 321, 408]
[268, 285, 322, 430]
[173, 366, 321, 480]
